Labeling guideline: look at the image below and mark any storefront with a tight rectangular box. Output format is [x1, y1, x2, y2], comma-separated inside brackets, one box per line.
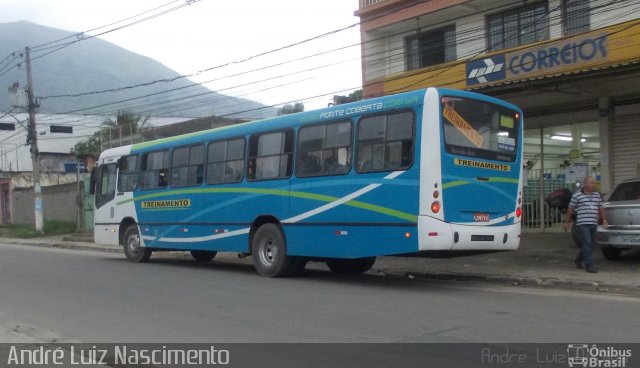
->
[371, 18, 640, 230]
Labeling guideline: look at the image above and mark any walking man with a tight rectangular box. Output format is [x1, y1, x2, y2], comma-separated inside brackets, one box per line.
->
[563, 176, 608, 273]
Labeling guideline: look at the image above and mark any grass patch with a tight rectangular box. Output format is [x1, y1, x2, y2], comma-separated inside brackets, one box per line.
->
[0, 221, 77, 238]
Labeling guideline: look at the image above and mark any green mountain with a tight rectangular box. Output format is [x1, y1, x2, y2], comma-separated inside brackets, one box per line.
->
[0, 21, 276, 119]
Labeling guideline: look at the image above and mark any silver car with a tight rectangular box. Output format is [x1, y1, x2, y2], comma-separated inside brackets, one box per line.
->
[597, 178, 640, 260]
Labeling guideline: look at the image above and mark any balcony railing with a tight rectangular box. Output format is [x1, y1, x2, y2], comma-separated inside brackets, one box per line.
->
[360, 0, 383, 8]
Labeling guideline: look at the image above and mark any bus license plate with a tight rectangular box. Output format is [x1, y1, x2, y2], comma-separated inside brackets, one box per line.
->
[471, 235, 494, 242]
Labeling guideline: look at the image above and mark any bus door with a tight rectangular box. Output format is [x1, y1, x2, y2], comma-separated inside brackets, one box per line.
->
[93, 159, 119, 245]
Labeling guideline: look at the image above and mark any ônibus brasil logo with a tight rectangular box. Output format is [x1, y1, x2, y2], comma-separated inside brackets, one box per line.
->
[567, 344, 632, 367]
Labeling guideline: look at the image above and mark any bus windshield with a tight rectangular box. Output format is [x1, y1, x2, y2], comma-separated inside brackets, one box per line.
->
[441, 96, 519, 162]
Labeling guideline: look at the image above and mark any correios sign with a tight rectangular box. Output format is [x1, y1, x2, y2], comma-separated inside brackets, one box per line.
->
[505, 33, 608, 79]
[463, 19, 640, 87]
[383, 19, 640, 94]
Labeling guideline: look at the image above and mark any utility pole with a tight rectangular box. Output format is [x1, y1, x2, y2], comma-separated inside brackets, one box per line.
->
[25, 47, 43, 233]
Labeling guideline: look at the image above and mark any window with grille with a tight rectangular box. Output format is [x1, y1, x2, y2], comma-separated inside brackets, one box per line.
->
[487, 2, 549, 51]
[564, 0, 590, 35]
[405, 26, 456, 71]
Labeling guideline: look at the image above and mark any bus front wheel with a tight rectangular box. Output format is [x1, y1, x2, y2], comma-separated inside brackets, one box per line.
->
[327, 257, 376, 275]
[252, 223, 293, 277]
[123, 225, 152, 263]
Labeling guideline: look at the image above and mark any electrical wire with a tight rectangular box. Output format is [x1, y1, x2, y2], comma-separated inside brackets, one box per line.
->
[1, 0, 638, 150]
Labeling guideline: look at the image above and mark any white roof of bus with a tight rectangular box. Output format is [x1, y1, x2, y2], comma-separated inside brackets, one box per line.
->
[98, 145, 132, 162]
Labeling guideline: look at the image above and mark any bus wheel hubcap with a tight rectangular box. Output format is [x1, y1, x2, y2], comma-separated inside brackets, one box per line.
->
[259, 238, 277, 266]
[127, 235, 139, 254]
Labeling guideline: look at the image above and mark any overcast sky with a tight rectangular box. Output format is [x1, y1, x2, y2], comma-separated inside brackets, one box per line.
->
[0, 0, 363, 111]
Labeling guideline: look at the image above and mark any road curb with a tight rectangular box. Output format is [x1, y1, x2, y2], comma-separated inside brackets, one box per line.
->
[390, 269, 640, 296]
[50, 242, 123, 253]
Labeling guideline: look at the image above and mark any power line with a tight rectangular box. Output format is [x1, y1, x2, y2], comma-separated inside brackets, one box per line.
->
[4, 0, 637, 143]
[38, 0, 634, 117]
[0, 1, 201, 78]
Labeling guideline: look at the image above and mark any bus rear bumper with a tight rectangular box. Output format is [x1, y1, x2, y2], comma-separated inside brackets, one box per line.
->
[418, 216, 521, 251]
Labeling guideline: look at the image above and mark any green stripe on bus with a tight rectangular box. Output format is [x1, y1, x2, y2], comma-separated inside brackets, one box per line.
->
[118, 187, 416, 222]
[442, 177, 519, 189]
[344, 200, 417, 222]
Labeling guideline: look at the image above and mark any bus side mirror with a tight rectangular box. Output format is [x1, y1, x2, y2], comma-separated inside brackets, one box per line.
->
[89, 168, 96, 195]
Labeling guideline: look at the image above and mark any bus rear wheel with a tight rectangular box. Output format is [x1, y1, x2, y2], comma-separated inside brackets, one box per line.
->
[327, 257, 376, 275]
[123, 224, 152, 263]
[190, 251, 217, 262]
[252, 223, 293, 277]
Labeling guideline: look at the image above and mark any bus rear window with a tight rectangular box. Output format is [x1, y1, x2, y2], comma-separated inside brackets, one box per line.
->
[441, 97, 519, 162]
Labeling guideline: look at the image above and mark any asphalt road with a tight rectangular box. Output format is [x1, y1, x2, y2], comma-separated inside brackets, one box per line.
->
[1, 242, 639, 343]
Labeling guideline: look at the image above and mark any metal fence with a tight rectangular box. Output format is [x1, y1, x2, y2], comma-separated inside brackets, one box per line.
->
[523, 166, 601, 230]
[523, 168, 571, 230]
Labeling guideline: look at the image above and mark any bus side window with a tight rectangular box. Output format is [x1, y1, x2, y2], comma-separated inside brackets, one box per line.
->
[207, 138, 245, 185]
[297, 121, 351, 177]
[357, 111, 414, 173]
[249, 130, 293, 181]
[117, 155, 138, 192]
[171, 144, 204, 188]
[140, 150, 169, 190]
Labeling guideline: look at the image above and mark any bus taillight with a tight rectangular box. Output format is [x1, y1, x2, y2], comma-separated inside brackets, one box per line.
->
[516, 207, 522, 218]
[431, 201, 440, 213]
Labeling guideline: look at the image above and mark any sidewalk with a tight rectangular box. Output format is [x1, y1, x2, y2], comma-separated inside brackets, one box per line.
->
[2, 232, 639, 295]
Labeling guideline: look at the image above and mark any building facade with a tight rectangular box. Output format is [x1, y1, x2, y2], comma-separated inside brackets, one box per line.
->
[356, 0, 640, 229]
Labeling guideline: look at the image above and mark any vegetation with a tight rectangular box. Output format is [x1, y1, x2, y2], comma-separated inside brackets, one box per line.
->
[73, 134, 101, 156]
[101, 110, 151, 135]
[277, 102, 305, 115]
[0, 221, 77, 238]
[332, 89, 363, 105]
[73, 110, 149, 155]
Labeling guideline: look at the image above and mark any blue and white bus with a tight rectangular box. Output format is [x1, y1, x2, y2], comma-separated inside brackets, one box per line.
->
[93, 87, 524, 277]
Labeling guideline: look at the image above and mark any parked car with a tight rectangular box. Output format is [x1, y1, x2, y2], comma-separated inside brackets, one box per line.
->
[597, 178, 640, 260]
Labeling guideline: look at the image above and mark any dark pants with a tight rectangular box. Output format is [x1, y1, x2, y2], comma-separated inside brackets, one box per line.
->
[576, 224, 597, 267]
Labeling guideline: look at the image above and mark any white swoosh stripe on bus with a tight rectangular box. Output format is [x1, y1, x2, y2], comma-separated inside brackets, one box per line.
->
[142, 228, 250, 243]
[283, 170, 404, 223]
[143, 171, 406, 244]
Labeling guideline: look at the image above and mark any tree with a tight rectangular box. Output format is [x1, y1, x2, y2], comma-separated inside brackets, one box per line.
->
[72, 110, 150, 156]
[331, 89, 363, 105]
[72, 133, 101, 156]
[277, 102, 304, 115]
[101, 110, 150, 135]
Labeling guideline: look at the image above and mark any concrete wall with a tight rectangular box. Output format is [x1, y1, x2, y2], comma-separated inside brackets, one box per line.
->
[12, 182, 78, 225]
[10, 172, 81, 189]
